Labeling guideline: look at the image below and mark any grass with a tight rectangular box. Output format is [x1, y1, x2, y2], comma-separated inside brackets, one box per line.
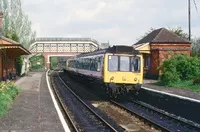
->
[156, 80, 200, 92]
[0, 81, 20, 117]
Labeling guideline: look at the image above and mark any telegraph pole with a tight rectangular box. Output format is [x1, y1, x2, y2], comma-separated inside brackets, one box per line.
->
[188, 0, 191, 41]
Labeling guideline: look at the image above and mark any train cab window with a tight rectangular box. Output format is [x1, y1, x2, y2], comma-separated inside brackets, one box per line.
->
[131, 56, 140, 72]
[120, 56, 130, 72]
[108, 55, 118, 71]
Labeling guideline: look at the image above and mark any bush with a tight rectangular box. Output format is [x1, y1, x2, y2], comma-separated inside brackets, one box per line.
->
[16, 56, 23, 76]
[193, 78, 200, 85]
[31, 64, 43, 69]
[158, 54, 200, 85]
[0, 82, 20, 116]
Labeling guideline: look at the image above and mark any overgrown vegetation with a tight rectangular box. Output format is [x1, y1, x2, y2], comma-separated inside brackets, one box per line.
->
[16, 56, 23, 76]
[158, 54, 200, 91]
[50, 57, 58, 69]
[29, 55, 45, 70]
[0, 81, 20, 117]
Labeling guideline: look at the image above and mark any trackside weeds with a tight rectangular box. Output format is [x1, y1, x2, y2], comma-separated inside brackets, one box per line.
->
[0, 81, 20, 117]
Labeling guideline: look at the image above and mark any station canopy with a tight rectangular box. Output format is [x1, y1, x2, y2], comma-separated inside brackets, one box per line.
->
[0, 36, 31, 57]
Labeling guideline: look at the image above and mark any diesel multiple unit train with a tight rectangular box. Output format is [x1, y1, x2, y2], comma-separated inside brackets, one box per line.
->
[64, 45, 143, 98]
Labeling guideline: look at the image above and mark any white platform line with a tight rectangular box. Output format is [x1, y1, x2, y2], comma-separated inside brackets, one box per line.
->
[46, 70, 71, 132]
[142, 86, 200, 103]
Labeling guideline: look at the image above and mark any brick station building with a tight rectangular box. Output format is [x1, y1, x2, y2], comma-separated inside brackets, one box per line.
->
[133, 28, 191, 79]
[0, 12, 30, 81]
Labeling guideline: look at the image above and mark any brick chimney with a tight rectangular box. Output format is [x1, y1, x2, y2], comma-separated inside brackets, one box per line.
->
[0, 12, 2, 35]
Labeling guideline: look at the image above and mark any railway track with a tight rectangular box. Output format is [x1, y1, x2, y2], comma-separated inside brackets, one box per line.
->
[50, 71, 123, 132]
[110, 99, 200, 132]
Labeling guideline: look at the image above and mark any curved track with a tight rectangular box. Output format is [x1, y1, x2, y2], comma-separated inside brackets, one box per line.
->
[50, 70, 123, 131]
[110, 99, 200, 132]
[50, 71, 79, 132]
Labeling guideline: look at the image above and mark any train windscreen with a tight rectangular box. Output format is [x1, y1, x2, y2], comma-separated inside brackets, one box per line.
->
[108, 55, 140, 72]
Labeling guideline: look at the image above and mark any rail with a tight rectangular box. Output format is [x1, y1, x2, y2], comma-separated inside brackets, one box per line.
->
[50, 71, 79, 132]
[110, 99, 200, 132]
[51, 70, 120, 131]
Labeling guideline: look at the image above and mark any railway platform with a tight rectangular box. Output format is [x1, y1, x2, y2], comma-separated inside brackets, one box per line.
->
[142, 79, 200, 102]
[0, 72, 65, 132]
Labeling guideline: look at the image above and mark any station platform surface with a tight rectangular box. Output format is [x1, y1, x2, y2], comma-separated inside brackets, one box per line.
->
[0, 72, 64, 132]
[142, 79, 200, 103]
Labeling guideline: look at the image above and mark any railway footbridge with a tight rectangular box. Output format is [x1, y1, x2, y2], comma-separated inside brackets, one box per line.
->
[29, 38, 99, 69]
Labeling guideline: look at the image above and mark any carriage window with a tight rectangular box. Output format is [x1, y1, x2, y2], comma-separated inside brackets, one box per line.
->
[131, 56, 140, 72]
[120, 56, 130, 71]
[108, 56, 118, 71]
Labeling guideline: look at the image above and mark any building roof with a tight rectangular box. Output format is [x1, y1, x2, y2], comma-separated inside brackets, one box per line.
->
[134, 28, 190, 45]
[36, 37, 99, 45]
[76, 45, 140, 58]
[0, 36, 31, 55]
[1, 36, 20, 44]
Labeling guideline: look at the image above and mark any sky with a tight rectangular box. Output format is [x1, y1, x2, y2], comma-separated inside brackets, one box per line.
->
[22, 0, 200, 45]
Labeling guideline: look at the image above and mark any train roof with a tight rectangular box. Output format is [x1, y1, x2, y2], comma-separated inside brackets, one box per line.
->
[76, 45, 140, 58]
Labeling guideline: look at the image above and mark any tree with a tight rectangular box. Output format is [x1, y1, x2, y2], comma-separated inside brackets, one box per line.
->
[168, 27, 189, 39]
[0, 0, 36, 75]
[0, 0, 36, 49]
[191, 37, 200, 56]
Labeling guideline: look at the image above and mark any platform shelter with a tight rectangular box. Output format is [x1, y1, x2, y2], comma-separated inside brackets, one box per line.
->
[133, 28, 191, 79]
[0, 12, 30, 81]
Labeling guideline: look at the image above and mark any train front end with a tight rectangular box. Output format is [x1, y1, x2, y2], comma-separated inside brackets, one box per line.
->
[103, 46, 143, 97]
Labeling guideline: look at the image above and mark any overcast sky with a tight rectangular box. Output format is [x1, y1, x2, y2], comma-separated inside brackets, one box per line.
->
[22, 0, 200, 45]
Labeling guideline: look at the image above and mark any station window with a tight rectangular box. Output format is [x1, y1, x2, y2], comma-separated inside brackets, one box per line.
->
[145, 55, 150, 68]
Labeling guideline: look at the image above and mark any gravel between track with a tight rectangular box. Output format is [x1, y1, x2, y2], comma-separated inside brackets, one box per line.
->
[60, 72, 161, 132]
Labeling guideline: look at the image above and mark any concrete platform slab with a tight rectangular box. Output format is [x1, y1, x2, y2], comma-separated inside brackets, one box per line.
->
[142, 79, 200, 103]
[0, 72, 64, 132]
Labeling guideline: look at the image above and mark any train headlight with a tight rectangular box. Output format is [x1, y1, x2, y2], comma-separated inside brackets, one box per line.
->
[110, 76, 114, 81]
[134, 78, 137, 81]
[122, 77, 126, 81]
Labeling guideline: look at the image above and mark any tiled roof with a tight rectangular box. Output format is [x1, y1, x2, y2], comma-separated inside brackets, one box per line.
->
[134, 28, 190, 45]
[0, 36, 20, 44]
[0, 35, 30, 55]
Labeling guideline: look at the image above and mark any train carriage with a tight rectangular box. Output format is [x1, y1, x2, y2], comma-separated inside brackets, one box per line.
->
[65, 45, 143, 98]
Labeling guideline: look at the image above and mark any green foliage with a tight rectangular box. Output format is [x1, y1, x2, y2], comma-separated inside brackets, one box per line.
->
[0, 82, 20, 117]
[16, 56, 23, 76]
[156, 79, 200, 92]
[0, 0, 36, 48]
[29, 55, 45, 70]
[168, 27, 189, 39]
[50, 57, 58, 69]
[193, 78, 200, 85]
[191, 37, 200, 57]
[0, 94, 11, 116]
[31, 65, 43, 69]
[158, 54, 200, 85]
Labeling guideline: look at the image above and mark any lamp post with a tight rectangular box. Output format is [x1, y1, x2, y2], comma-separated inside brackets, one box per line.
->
[188, 0, 191, 41]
